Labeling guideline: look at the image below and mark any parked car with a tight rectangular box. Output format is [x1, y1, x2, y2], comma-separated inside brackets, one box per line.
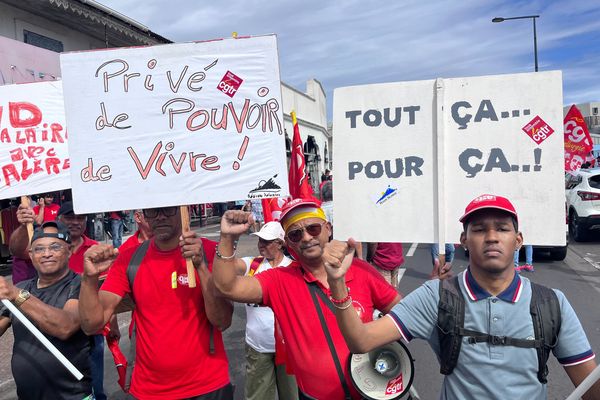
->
[565, 168, 600, 241]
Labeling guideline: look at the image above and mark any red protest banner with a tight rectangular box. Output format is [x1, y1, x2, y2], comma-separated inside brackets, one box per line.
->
[564, 105, 593, 172]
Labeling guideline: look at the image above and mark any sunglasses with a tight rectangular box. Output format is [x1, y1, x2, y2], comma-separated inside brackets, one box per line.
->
[143, 207, 178, 218]
[286, 222, 326, 243]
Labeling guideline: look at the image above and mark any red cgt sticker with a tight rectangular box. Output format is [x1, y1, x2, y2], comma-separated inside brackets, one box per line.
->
[385, 374, 404, 396]
[522, 116, 554, 145]
[217, 71, 243, 98]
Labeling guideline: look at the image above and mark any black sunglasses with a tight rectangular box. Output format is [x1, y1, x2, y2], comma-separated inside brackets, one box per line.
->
[143, 207, 178, 218]
[286, 222, 325, 243]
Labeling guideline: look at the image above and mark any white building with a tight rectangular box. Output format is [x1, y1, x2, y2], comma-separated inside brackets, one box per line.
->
[282, 80, 331, 193]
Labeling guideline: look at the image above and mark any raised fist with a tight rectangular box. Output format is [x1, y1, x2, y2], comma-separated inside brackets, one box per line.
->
[220, 210, 254, 238]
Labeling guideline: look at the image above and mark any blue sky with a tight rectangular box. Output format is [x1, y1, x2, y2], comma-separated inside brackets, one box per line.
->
[100, 0, 600, 120]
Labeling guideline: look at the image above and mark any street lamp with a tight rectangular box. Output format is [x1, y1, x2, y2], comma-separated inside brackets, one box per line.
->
[492, 15, 540, 72]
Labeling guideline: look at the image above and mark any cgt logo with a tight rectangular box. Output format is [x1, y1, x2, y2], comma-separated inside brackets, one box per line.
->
[217, 71, 243, 98]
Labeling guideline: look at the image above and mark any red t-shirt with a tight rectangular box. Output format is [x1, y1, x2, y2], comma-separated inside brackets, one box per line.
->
[256, 259, 398, 400]
[119, 230, 142, 253]
[101, 238, 229, 399]
[69, 235, 97, 275]
[33, 203, 60, 223]
[372, 242, 405, 271]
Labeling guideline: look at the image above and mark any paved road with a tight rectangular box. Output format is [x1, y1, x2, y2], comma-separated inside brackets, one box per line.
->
[2, 224, 600, 399]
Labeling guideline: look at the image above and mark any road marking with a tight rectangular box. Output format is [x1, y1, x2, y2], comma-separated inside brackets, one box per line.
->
[397, 268, 406, 283]
[406, 242, 419, 257]
[583, 257, 600, 270]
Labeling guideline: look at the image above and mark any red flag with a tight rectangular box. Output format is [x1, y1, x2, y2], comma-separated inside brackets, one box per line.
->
[288, 111, 316, 200]
[564, 105, 593, 172]
[103, 324, 128, 391]
[261, 197, 285, 222]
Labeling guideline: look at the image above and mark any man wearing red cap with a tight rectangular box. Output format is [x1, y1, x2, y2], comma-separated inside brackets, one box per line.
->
[213, 199, 401, 399]
[324, 194, 600, 399]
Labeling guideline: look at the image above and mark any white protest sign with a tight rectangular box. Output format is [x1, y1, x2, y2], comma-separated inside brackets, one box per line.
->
[60, 35, 288, 214]
[333, 71, 565, 246]
[0, 81, 70, 199]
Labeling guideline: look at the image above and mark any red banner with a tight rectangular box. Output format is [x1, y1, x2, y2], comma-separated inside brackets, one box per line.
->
[288, 111, 316, 200]
[564, 105, 593, 172]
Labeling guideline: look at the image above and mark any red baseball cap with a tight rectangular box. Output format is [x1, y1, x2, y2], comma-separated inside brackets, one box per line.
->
[459, 194, 518, 223]
[279, 198, 324, 230]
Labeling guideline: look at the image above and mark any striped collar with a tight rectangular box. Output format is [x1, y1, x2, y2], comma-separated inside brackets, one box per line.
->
[462, 268, 523, 303]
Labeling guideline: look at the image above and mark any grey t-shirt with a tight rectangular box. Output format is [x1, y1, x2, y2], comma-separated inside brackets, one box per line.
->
[1, 270, 92, 400]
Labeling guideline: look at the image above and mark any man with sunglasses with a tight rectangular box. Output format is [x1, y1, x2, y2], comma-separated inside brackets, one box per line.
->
[213, 199, 401, 399]
[0, 221, 94, 399]
[79, 206, 234, 400]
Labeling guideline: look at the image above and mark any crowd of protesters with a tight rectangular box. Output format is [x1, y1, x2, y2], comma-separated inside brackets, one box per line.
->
[0, 185, 599, 400]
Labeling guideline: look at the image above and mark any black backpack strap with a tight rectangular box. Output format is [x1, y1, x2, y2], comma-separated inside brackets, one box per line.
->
[530, 282, 561, 384]
[437, 276, 465, 375]
[459, 327, 542, 348]
[306, 281, 352, 400]
[126, 240, 151, 299]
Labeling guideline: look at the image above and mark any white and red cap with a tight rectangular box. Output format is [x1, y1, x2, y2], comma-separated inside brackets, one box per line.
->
[279, 198, 325, 231]
[251, 221, 285, 241]
[459, 194, 518, 223]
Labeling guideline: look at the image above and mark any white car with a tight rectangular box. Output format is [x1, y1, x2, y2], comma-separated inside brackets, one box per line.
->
[566, 168, 600, 241]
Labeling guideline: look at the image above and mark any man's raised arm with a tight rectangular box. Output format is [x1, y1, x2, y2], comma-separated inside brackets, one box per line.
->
[324, 240, 402, 354]
[79, 244, 121, 335]
[212, 210, 263, 304]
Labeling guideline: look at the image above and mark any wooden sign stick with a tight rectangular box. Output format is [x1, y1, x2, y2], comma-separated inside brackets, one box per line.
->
[20, 196, 34, 240]
[180, 205, 197, 288]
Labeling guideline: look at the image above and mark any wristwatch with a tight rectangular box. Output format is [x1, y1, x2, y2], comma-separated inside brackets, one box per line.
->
[14, 289, 31, 308]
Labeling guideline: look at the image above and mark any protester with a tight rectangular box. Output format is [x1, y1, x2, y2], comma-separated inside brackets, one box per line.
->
[108, 211, 125, 248]
[324, 194, 600, 400]
[430, 243, 455, 278]
[250, 199, 264, 233]
[0, 221, 93, 399]
[320, 180, 333, 224]
[515, 244, 534, 272]
[79, 206, 234, 399]
[33, 192, 60, 225]
[213, 199, 400, 399]
[10, 201, 114, 400]
[225, 221, 298, 400]
[366, 242, 404, 288]
[118, 209, 153, 252]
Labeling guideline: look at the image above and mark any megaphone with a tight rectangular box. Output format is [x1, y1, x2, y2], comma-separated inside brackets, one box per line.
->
[349, 341, 414, 399]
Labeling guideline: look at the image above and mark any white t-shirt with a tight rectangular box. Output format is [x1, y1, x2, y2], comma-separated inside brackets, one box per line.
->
[242, 255, 292, 353]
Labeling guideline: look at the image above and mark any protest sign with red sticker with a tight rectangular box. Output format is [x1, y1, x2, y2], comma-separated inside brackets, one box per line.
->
[522, 115, 554, 145]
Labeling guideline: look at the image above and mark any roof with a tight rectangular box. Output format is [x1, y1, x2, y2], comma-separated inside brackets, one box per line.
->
[3, 0, 171, 47]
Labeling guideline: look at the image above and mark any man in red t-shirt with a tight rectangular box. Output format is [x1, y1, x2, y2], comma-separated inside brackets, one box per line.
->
[213, 199, 401, 399]
[33, 193, 60, 225]
[79, 206, 233, 399]
[119, 209, 153, 253]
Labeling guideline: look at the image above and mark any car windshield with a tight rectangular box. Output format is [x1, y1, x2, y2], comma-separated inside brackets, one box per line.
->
[588, 175, 600, 189]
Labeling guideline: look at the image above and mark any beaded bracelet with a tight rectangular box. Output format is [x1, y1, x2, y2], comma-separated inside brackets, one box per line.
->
[216, 242, 237, 259]
[331, 298, 353, 310]
[329, 288, 351, 304]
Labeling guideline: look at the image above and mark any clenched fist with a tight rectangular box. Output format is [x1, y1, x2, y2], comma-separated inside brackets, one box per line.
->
[83, 244, 119, 279]
[323, 239, 357, 282]
[220, 210, 254, 238]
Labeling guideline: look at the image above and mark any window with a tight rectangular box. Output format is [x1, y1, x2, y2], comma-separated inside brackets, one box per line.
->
[593, 107, 598, 116]
[23, 30, 63, 52]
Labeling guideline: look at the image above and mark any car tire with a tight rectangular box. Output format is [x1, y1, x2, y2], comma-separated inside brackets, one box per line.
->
[550, 246, 568, 261]
[570, 210, 588, 242]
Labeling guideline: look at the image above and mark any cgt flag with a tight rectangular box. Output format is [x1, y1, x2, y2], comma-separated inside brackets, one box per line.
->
[261, 197, 286, 223]
[564, 105, 593, 172]
[288, 111, 316, 200]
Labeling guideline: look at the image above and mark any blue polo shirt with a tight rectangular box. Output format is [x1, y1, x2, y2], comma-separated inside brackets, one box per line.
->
[388, 269, 595, 400]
